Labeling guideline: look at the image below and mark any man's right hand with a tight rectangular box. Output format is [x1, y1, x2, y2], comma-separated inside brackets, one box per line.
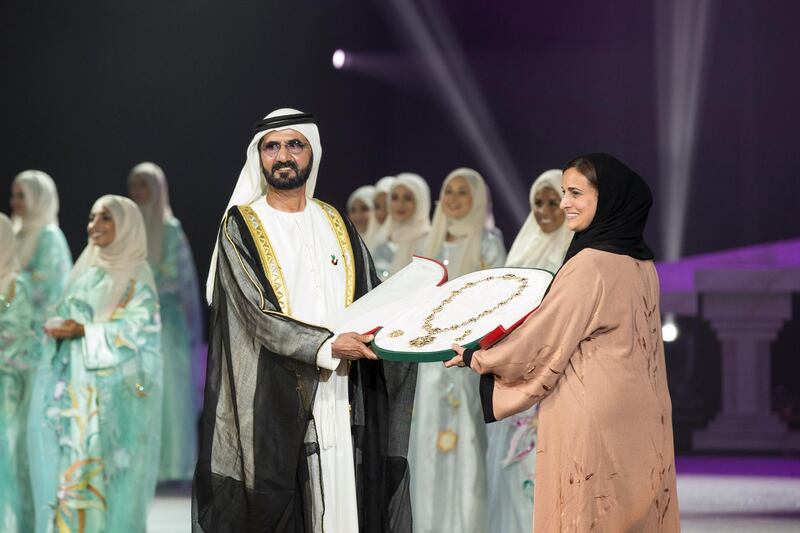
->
[331, 332, 378, 361]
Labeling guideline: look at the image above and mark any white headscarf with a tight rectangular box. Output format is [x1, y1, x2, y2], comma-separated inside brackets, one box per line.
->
[371, 175, 396, 247]
[387, 173, 431, 275]
[424, 168, 490, 279]
[206, 108, 322, 303]
[67, 195, 155, 321]
[11, 170, 60, 267]
[346, 185, 379, 247]
[0, 213, 20, 295]
[505, 169, 573, 272]
[128, 162, 175, 267]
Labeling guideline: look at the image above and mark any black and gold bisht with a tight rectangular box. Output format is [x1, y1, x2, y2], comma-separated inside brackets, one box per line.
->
[192, 202, 416, 532]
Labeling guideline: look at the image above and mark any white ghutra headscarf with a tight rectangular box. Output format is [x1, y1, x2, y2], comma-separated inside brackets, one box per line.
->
[128, 162, 175, 267]
[206, 108, 322, 304]
[67, 195, 155, 321]
[11, 170, 60, 267]
[505, 169, 573, 272]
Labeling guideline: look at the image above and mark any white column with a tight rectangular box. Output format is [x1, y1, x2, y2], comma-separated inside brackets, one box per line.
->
[693, 279, 800, 451]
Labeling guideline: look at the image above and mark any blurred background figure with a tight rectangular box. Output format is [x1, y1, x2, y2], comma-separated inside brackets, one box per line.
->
[371, 175, 396, 251]
[371, 173, 431, 280]
[128, 162, 203, 484]
[505, 170, 573, 272]
[487, 169, 572, 533]
[10, 171, 73, 330]
[423, 168, 506, 277]
[28, 195, 162, 533]
[346, 184, 379, 250]
[409, 167, 506, 533]
[0, 213, 37, 532]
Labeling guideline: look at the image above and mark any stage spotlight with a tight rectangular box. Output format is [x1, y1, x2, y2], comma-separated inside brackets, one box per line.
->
[332, 49, 346, 70]
[662, 314, 679, 343]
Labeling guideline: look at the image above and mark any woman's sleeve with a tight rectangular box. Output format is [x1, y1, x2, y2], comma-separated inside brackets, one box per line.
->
[82, 280, 160, 370]
[154, 222, 181, 296]
[466, 254, 606, 420]
[27, 227, 73, 314]
[481, 232, 507, 269]
[0, 278, 35, 359]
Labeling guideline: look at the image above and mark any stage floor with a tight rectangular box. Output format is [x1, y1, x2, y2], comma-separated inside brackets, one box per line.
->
[148, 457, 800, 532]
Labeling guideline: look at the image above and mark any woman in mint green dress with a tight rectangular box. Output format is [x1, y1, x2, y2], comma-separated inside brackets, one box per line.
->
[129, 162, 202, 482]
[10, 170, 73, 328]
[27, 195, 162, 533]
[0, 213, 37, 532]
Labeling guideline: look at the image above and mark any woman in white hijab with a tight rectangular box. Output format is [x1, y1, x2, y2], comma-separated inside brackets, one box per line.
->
[371, 173, 431, 280]
[346, 185, 379, 249]
[9, 171, 73, 328]
[370, 175, 395, 248]
[0, 213, 37, 531]
[129, 162, 202, 483]
[422, 167, 507, 278]
[505, 169, 573, 272]
[27, 195, 162, 533]
[486, 169, 572, 533]
[409, 168, 506, 533]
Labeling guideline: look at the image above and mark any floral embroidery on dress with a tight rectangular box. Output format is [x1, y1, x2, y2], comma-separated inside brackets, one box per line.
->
[436, 429, 458, 453]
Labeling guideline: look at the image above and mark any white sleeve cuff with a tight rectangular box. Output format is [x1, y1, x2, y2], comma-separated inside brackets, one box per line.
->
[82, 323, 113, 369]
[316, 336, 341, 371]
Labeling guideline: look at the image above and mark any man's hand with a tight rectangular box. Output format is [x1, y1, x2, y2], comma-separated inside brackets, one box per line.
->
[332, 332, 378, 361]
[444, 343, 466, 368]
[44, 319, 85, 339]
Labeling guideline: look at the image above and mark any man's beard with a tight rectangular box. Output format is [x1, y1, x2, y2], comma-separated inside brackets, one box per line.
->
[263, 155, 313, 191]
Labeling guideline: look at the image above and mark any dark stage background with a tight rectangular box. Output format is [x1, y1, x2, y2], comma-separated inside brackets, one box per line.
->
[2, 0, 799, 452]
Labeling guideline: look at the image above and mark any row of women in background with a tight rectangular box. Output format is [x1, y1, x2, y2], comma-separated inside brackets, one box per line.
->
[346, 168, 573, 533]
[0, 166, 203, 532]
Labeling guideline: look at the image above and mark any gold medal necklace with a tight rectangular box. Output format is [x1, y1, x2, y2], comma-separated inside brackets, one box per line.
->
[400, 273, 528, 348]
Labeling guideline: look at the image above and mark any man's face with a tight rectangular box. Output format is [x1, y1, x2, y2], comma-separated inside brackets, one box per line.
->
[259, 128, 313, 190]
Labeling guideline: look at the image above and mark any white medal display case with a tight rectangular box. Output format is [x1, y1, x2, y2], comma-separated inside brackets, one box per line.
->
[333, 256, 554, 362]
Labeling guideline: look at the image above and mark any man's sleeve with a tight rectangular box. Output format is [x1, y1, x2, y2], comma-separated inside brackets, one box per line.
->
[217, 213, 333, 367]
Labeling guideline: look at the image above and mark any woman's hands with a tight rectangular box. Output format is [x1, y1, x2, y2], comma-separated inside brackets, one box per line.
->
[45, 319, 85, 339]
[444, 343, 467, 368]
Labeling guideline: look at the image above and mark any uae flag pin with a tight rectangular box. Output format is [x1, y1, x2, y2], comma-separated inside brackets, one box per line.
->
[330, 254, 339, 266]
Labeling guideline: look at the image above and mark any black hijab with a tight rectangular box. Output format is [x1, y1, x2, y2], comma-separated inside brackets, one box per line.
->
[562, 153, 654, 264]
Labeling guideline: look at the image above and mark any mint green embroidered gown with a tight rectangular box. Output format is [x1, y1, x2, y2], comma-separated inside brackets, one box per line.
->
[0, 276, 36, 532]
[27, 267, 162, 533]
[155, 218, 202, 481]
[19, 224, 73, 328]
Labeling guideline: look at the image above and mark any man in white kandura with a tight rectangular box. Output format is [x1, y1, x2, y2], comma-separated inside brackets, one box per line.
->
[193, 108, 416, 533]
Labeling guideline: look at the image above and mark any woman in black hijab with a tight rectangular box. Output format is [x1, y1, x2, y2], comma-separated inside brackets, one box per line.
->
[446, 153, 679, 532]
[561, 153, 654, 264]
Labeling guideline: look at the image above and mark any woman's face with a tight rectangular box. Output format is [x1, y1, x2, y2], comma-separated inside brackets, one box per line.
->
[348, 198, 371, 234]
[390, 185, 416, 224]
[128, 174, 151, 204]
[533, 186, 566, 234]
[10, 183, 26, 217]
[441, 176, 473, 220]
[87, 206, 116, 248]
[374, 192, 388, 224]
[560, 168, 598, 232]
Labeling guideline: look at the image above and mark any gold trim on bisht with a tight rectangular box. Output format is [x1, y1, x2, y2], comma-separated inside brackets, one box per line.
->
[314, 199, 356, 307]
[237, 205, 292, 315]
